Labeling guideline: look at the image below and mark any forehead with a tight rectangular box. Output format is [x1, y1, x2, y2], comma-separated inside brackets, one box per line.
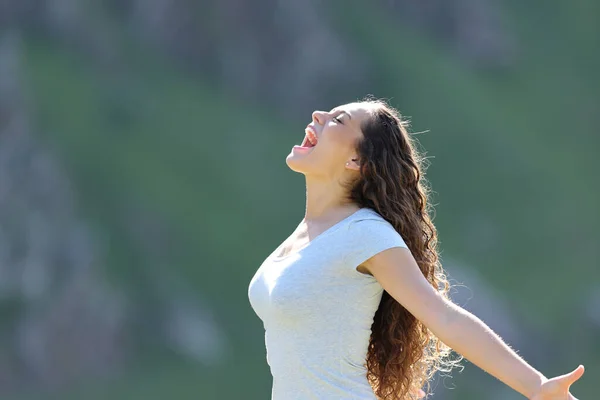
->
[331, 102, 377, 124]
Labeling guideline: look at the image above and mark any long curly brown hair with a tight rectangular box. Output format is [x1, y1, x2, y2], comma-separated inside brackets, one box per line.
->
[344, 98, 462, 399]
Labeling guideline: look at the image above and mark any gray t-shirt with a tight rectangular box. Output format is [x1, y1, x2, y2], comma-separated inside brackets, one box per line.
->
[248, 207, 409, 399]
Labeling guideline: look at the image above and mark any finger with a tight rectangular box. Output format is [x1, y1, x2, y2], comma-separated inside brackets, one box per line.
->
[568, 365, 585, 384]
[560, 365, 585, 386]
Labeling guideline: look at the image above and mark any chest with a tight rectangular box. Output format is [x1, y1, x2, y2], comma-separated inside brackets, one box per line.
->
[250, 241, 353, 322]
[273, 235, 309, 259]
[274, 238, 371, 277]
[249, 253, 382, 332]
[272, 223, 327, 259]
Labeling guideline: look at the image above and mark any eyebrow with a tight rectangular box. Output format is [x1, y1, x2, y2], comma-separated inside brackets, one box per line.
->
[332, 110, 351, 120]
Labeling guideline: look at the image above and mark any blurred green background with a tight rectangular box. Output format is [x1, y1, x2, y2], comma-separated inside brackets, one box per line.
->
[0, 0, 598, 399]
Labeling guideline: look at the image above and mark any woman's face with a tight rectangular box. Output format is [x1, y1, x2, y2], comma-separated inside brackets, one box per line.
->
[286, 102, 374, 178]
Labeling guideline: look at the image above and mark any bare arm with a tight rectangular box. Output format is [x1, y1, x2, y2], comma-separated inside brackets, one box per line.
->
[363, 247, 555, 398]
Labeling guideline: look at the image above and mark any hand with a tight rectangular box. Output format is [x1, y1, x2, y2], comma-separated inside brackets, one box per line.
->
[409, 388, 426, 399]
[530, 365, 585, 400]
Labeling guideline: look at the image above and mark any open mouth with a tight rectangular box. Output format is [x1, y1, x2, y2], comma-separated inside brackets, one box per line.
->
[300, 126, 318, 148]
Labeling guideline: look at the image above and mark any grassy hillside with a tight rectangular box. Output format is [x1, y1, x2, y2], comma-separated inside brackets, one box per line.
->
[334, 0, 599, 317]
[15, 1, 598, 397]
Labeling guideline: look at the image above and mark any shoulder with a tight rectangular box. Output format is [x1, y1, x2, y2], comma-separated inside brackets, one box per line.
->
[346, 208, 406, 244]
[348, 208, 396, 231]
[342, 208, 409, 269]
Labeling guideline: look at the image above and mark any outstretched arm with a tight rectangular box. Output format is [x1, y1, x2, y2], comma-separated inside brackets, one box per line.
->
[363, 247, 584, 399]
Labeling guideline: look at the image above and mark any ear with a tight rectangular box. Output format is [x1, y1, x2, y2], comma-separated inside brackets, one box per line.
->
[345, 157, 361, 171]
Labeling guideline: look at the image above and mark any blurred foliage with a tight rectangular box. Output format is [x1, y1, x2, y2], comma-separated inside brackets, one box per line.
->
[8, 0, 598, 398]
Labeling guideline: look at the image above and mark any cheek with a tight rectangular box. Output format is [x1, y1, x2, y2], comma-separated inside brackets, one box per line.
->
[326, 132, 356, 157]
[312, 141, 352, 169]
[323, 127, 354, 148]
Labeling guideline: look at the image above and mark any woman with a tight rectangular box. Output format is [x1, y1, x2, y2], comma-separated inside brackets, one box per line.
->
[247, 98, 584, 399]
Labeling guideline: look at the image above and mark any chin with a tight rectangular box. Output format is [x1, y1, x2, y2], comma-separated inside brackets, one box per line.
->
[285, 143, 320, 174]
[285, 154, 308, 174]
[287, 152, 321, 175]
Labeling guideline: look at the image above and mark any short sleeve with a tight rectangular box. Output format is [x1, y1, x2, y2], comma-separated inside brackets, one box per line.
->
[343, 217, 409, 270]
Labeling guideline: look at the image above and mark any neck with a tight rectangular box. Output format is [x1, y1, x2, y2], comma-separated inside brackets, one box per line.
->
[303, 176, 359, 221]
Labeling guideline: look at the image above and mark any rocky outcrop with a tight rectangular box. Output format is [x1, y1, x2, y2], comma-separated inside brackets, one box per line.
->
[128, 0, 372, 113]
[384, 0, 516, 68]
[0, 32, 127, 393]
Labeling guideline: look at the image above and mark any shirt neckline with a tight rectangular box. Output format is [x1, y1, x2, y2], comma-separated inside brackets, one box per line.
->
[268, 207, 368, 262]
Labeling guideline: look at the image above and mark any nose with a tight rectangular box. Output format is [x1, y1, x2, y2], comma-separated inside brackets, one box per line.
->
[312, 110, 326, 125]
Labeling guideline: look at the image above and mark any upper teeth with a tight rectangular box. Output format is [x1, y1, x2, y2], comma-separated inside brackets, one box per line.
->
[306, 128, 317, 145]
